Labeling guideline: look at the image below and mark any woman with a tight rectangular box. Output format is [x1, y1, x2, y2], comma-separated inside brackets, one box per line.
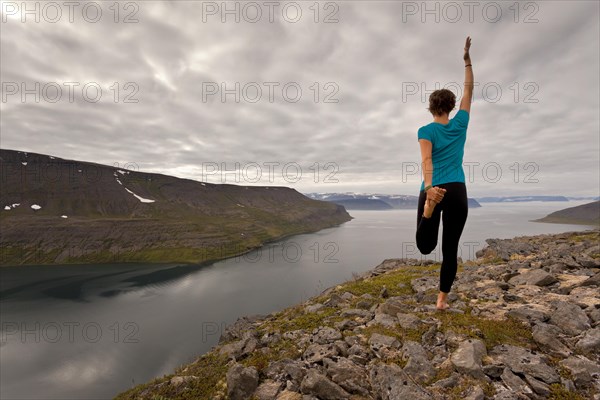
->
[416, 36, 473, 310]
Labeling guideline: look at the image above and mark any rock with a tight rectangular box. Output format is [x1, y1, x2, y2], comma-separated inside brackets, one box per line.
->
[523, 375, 551, 397]
[226, 363, 259, 400]
[500, 368, 533, 395]
[507, 269, 558, 286]
[311, 327, 342, 344]
[378, 297, 407, 316]
[254, 379, 283, 400]
[483, 364, 504, 379]
[490, 344, 560, 384]
[300, 369, 351, 400]
[464, 386, 485, 400]
[366, 313, 398, 329]
[303, 343, 339, 364]
[369, 363, 432, 400]
[402, 340, 435, 383]
[347, 343, 371, 365]
[324, 293, 346, 308]
[170, 375, 198, 387]
[220, 316, 259, 343]
[368, 333, 400, 358]
[305, 303, 324, 313]
[588, 308, 600, 324]
[507, 306, 549, 325]
[396, 313, 423, 330]
[576, 255, 600, 269]
[411, 276, 438, 293]
[276, 390, 302, 400]
[450, 339, 487, 380]
[559, 355, 600, 389]
[549, 301, 591, 335]
[341, 292, 355, 301]
[323, 357, 370, 396]
[493, 390, 529, 400]
[579, 272, 600, 287]
[531, 323, 571, 358]
[265, 359, 306, 385]
[219, 336, 258, 360]
[334, 319, 358, 331]
[428, 372, 459, 389]
[380, 285, 389, 298]
[340, 308, 372, 318]
[576, 327, 600, 354]
[356, 300, 373, 309]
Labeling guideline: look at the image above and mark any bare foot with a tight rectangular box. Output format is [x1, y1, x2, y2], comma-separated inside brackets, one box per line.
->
[437, 291, 450, 310]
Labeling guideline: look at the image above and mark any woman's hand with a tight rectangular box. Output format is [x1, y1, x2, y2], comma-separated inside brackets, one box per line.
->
[463, 36, 472, 62]
[426, 187, 446, 204]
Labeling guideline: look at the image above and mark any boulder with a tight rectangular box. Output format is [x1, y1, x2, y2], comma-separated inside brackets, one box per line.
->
[575, 327, 600, 354]
[303, 343, 339, 364]
[450, 339, 487, 380]
[323, 357, 370, 396]
[507, 269, 558, 286]
[531, 323, 571, 358]
[548, 301, 591, 335]
[253, 379, 283, 400]
[559, 355, 600, 389]
[402, 340, 435, 383]
[490, 344, 559, 384]
[300, 369, 351, 400]
[226, 363, 259, 400]
[369, 363, 432, 400]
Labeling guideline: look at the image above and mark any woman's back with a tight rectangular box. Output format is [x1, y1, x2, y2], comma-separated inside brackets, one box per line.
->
[417, 109, 469, 190]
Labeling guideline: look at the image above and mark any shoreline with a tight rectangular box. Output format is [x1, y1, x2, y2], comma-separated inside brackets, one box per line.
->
[0, 217, 353, 268]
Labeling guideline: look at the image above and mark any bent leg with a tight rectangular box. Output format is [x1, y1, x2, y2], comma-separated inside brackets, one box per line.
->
[416, 189, 442, 255]
[440, 183, 468, 293]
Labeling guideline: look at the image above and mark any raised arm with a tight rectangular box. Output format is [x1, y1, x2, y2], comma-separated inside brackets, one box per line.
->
[459, 36, 473, 113]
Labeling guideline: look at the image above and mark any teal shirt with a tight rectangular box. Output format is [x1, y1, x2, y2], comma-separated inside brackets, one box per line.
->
[418, 109, 469, 191]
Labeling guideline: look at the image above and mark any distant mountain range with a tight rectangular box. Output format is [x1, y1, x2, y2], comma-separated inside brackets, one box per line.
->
[304, 193, 481, 210]
[476, 196, 572, 202]
[533, 200, 600, 226]
[305, 192, 600, 211]
[0, 149, 351, 266]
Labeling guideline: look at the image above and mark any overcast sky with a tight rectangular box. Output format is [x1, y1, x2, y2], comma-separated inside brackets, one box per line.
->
[1, 1, 599, 197]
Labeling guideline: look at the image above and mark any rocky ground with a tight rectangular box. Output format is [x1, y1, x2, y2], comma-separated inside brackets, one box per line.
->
[116, 229, 600, 400]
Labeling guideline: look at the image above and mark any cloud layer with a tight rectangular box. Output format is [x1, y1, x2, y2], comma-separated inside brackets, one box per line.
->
[1, 1, 598, 196]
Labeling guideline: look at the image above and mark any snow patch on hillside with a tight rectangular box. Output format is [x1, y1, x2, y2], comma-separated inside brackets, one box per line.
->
[124, 188, 155, 203]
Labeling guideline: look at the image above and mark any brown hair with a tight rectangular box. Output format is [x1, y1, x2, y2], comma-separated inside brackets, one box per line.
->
[427, 89, 456, 116]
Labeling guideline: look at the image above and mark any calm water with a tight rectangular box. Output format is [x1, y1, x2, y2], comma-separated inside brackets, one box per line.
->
[0, 201, 596, 399]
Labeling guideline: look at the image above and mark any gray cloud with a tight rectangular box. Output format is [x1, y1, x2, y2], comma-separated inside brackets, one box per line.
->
[1, 0, 598, 197]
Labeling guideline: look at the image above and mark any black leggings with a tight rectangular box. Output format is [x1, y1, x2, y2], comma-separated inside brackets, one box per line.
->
[415, 182, 468, 293]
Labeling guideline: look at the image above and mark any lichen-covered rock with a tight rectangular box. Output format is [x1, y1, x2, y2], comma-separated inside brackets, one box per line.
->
[450, 339, 487, 380]
[490, 344, 560, 384]
[369, 363, 432, 400]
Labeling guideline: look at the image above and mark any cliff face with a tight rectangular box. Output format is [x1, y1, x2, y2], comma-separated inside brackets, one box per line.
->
[115, 229, 600, 400]
[0, 149, 352, 266]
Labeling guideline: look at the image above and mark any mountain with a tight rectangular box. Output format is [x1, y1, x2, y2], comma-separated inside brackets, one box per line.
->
[0, 149, 352, 266]
[115, 229, 600, 400]
[532, 200, 600, 226]
[476, 196, 569, 202]
[567, 196, 600, 201]
[305, 192, 482, 210]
